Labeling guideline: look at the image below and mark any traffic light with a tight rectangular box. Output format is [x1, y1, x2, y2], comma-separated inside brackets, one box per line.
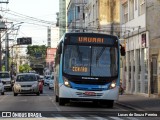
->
[17, 37, 32, 45]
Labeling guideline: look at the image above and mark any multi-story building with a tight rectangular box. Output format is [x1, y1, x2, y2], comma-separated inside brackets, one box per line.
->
[47, 26, 51, 47]
[59, 0, 68, 38]
[67, 0, 87, 32]
[51, 27, 59, 48]
[84, 0, 120, 35]
[120, 0, 160, 97]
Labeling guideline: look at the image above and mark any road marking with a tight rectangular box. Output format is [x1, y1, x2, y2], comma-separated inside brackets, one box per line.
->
[70, 114, 87, 120]
[47, 94, 61, 111]
[127, 117, 139, 120]
[89, 115, 108, 120]
[51, 114, 69, 119]
[0, 95, 8, 102]
[110, 117, 124, 120]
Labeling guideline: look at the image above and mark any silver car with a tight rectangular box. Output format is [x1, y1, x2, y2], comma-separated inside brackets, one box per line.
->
[13, 73, 40, 96]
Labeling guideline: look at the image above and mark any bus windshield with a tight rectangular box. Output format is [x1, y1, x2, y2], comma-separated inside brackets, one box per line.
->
[63, 45, 118, 77]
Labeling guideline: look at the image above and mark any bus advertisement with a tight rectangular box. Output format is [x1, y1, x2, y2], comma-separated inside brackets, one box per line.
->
[54, 33, 125, 108]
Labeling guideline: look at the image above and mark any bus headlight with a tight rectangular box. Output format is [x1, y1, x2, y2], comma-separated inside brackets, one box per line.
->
[63, 77, 71, 88]
[109, 81, 116, 89]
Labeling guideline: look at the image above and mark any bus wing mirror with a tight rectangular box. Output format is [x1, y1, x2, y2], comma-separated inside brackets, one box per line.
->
[57, 41, 62, 54]
[120, 45, 125, 56]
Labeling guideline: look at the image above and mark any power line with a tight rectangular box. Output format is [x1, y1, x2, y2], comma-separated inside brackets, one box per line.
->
[3, 8, 55, 23]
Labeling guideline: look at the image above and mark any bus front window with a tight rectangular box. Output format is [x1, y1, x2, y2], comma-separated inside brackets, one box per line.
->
[63, 45, 118, 77]
[63, 45, 91, 76]
[91, 47, 118, 77]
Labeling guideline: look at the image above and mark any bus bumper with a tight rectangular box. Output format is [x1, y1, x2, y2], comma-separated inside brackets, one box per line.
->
[59, 85, 119, 100]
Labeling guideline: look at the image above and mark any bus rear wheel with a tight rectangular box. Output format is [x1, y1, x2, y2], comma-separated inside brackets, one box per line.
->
[55, 95, 59, 102]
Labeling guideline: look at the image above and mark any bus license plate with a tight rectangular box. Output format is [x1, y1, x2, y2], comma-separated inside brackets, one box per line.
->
[84, 91, 96, 96]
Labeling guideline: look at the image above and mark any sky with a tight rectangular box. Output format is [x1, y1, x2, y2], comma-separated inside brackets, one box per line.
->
[1, 0, 59, 46]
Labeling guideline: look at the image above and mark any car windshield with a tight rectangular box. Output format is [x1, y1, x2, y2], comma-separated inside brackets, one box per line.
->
[63, 45, 118, 77]
[16, 74, 37, 82]
[0, 73, 10, 78]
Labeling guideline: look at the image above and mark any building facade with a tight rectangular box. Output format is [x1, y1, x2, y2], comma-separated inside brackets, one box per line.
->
[67, 0, 87, 32]
[59, 0, 67, 38]
[120, 0, 160, 97]
[84, 0, 120, 35]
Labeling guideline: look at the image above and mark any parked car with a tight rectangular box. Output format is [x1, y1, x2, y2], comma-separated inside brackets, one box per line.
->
[0, 71, 12, 91]
[35, 74, 43, 94]
[0, 79, 4, 95]
[13, 73, 40, 96]
[49, 76, 54, 89]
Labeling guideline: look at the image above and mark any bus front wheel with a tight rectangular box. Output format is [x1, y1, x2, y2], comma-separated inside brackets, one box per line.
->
[59, 98, 66, 106]
[107, 100, 114, 108]
[100, 100, 114, 108]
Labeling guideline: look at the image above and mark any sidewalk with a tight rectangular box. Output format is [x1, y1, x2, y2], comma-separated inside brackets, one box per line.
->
[115, 94, 160, 111]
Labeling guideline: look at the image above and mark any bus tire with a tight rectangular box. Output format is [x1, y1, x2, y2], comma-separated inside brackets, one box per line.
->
[55, 95, 59, 102]
[107, 100, 114, 108]
[14, 93, 18, 96]
[59, 98, 65, 106]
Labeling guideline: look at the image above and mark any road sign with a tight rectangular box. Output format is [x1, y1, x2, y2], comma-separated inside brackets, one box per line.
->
[17, 37, 32, 45]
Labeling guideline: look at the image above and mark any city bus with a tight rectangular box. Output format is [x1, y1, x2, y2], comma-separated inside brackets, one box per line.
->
[54, 33, 125, 108]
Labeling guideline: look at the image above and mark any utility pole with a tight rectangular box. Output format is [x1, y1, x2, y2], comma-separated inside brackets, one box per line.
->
[0, 0, 9, 71]
[5, 33, 9, 71]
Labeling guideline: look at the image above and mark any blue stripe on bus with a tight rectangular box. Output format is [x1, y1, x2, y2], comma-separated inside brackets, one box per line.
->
[69, 81, 110, 91]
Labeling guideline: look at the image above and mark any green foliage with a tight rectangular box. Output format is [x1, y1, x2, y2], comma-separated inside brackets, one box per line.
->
[26, 45, 47, 57]
[19, 64, 32, 73]
[2, 65, 5, 71]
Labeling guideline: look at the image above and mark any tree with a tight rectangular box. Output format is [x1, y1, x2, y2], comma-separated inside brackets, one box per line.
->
[26, 45, 47, 69]
[26, 45, 47, 57]
[19, 64, 32, 73]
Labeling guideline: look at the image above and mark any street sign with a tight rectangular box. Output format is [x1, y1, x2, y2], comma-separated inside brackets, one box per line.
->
[17, 37, 32, 45]
[35, 52, 42, 58]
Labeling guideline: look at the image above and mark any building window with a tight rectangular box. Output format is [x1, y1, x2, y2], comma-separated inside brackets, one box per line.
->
[139, 0, 145, 15]
[75, 6, 80, 20]
[123, 2, 128, 23]
[129, 0, 134, 20]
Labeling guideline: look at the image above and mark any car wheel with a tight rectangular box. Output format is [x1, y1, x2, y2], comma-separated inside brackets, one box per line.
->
[1, 92, 4, 95]
[36, 92, 40, 96]
[40, 90, 43, 94]
[14, 93, 18, 96]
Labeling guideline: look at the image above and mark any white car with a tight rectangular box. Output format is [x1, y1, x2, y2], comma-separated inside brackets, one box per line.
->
[0, 71, 12, 90]
[0, 79, 5, 95]
[49, 79, 54, 89]
[44, 75, 51, 85]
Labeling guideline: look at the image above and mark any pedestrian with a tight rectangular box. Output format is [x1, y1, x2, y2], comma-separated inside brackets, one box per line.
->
[119, 81, 124, 95]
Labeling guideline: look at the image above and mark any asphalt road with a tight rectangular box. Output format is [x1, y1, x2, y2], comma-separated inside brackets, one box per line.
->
[0, 86, 159, 120]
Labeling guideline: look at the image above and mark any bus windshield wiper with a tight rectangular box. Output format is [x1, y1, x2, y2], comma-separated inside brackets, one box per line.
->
[96, 47, 105, 64]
